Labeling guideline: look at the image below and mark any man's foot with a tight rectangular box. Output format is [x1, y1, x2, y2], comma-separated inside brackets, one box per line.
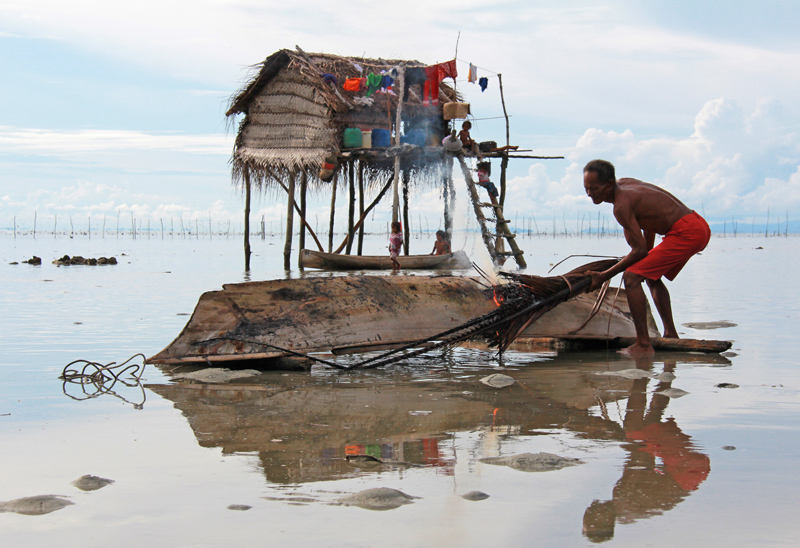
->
[662, 330, 680, 339]
[619, 342, 655, 359]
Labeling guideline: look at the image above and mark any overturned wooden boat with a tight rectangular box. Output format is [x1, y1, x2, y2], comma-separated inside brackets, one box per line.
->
[299, 249, 471, 270]
[147, 274, 679, 366]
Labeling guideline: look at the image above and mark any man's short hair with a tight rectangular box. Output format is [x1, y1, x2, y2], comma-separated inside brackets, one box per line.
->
[584, 159, 616, 182]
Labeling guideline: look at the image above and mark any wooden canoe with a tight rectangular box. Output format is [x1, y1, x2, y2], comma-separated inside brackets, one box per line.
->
[299, 249, 471, 270]
[147, 275, 671, 366]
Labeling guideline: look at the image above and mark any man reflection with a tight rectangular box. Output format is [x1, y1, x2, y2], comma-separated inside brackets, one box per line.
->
[583, 359, 710, 543]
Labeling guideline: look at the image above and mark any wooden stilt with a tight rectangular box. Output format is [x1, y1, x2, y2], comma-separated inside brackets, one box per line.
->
[357, 160, 365, 255]
[402, 169, 410, 255]
[275, 179, 323, 251]
[334, 176, 392, 254]
[346, 160, 356, 255]
[445, 157, 455, 240]
[443, 166, 451, 237]
[283, 170, 296, 270]
[243, 166, 252, 271]
[328, 173, 337, 252]
[298, 171, 308, 268]
[391, 67, 405, 224]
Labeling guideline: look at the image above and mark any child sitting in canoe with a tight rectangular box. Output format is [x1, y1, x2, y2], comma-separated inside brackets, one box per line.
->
[389, 221, 404, 271]
[430, 230, 451, 255]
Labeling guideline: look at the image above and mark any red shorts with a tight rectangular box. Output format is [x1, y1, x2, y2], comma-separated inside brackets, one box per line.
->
[627, 211, 710, 281]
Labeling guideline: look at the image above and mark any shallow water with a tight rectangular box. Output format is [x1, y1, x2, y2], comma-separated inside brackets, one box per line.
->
[1, 233, 799, 547]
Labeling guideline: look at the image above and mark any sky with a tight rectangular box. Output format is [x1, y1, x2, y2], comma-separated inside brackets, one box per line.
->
[2, 0, 800, 234]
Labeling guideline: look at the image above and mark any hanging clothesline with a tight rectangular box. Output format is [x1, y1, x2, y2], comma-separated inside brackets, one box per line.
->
[455, 58, 500, 76]
[470, 115, 513, 121]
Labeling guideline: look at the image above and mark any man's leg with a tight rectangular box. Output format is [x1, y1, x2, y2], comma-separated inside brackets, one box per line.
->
[622, 270, 655, 357]
[646, 278, 679, 338]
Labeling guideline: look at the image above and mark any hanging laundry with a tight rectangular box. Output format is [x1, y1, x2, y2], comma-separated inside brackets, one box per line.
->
[423, 59, 457, 106]
[479, 77, 489, 92]
[468, 63, 477, 84]
[378, 74, 395, 94]
[365, 72, 382, 97]
[403, 66, 428, 101]
[343, 77, 365, 92]
[322, 73, 337, 86]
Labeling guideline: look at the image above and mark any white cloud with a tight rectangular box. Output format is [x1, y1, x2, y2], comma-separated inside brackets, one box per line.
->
[501, 98, 800, 223]
[0, 126, 232, 155]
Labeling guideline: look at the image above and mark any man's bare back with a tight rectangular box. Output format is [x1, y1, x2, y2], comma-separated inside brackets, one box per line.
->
[613, 178, 693, 235]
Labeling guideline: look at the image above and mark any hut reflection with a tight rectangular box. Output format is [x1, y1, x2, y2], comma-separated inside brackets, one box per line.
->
[148, 352, 718, 530]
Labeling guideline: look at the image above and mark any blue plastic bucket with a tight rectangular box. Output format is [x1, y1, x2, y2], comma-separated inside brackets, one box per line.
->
[371, 128, 391, 148]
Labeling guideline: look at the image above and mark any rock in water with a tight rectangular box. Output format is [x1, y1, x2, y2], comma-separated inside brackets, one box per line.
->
[227, 504, 252, 511]
[480, 452, 583, 472]
[461, 491, 490, 501]
[0, 495, 74, 515]
[338, 488, 418, 511]
[480, 373, 515, 388]
[596, 369, 653, 379]
[682, 320, 737, 329]
[657, 388, 689, 398]
[173, 368, 261, 383]
[72, 475, 114, 491]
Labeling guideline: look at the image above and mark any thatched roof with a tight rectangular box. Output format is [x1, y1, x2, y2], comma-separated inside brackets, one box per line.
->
[226, 47, 460, 188]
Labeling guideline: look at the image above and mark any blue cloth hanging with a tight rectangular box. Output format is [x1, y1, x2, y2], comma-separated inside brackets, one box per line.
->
[479, 77, 489, 92]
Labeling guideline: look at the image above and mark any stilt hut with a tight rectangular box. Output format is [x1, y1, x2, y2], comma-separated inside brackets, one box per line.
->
[227, 46, 532, 270]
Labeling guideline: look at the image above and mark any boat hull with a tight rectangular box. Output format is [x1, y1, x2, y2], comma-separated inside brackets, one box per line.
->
[147, 275, 660, 365]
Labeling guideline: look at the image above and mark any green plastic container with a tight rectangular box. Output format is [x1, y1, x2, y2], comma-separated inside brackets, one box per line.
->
[343, 128, 363, 148]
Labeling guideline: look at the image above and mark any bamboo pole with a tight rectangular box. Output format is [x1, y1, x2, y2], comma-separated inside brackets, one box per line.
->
[283, 170, 297, 270]
[497, 73, 510, 208]
[243, 166, 252, 271]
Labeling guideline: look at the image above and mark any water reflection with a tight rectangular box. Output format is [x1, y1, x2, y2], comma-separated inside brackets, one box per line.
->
[147, 350, 723, 532]
[582, 358, 711, 543]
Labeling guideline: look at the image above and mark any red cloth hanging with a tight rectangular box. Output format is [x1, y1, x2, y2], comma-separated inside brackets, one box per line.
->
[423, 59, 457, 106]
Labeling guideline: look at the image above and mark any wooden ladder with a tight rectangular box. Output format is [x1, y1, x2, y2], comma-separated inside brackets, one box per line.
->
[456, 156, 527, 269]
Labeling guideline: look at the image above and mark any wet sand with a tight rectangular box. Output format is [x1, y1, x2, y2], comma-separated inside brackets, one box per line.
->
[1, 234, 799, 547]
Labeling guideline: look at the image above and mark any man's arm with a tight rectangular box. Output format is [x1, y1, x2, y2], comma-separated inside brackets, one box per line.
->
[587, 200, 650, 290]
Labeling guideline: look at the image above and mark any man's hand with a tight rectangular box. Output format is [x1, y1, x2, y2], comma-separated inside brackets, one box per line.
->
[585, 270, 606, 292]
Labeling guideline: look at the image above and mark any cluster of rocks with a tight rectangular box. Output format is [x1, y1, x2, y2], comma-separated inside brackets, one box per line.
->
[22, 256, 42, 265]
[53, 254, 117, 266]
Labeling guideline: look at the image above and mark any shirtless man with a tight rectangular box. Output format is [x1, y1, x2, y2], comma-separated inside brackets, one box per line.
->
[583, 159, 711, 357]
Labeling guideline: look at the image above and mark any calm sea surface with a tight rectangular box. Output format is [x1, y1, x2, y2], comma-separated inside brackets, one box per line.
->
[1, 232, 798, 547]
